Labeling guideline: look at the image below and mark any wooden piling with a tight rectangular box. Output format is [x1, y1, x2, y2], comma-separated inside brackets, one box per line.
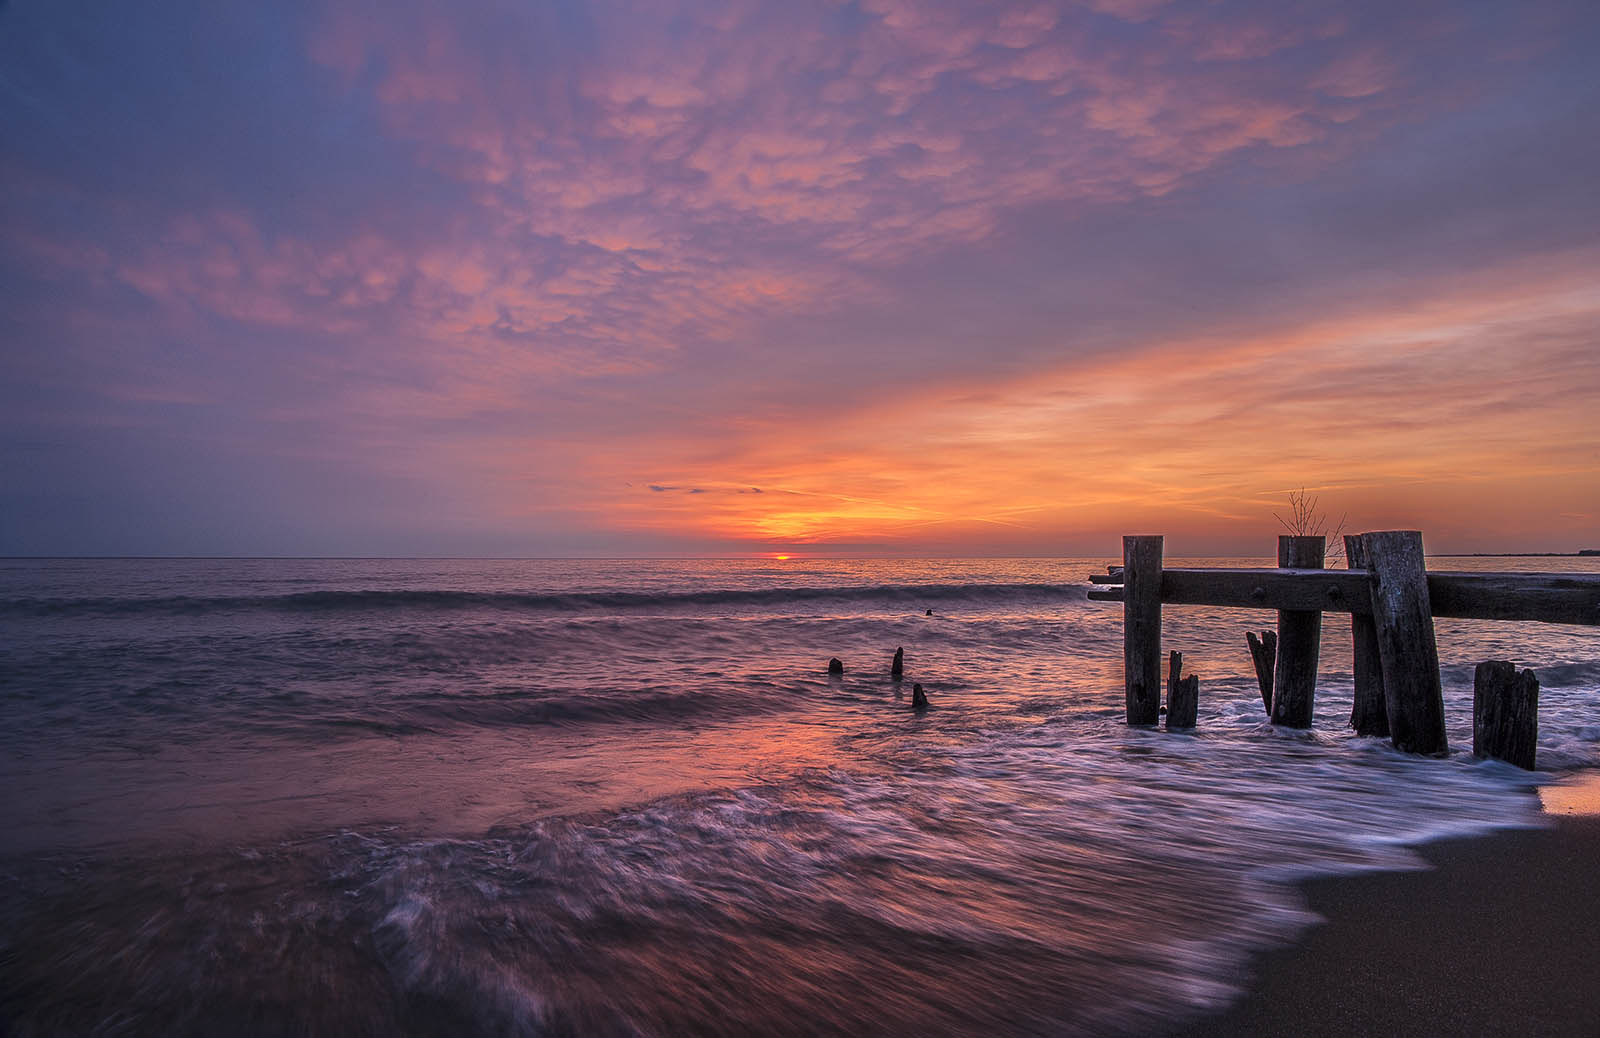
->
[1124, 535, 1164, 726]
[1345, 535, 1389, 737]
[1270, 535, 1325, 728]
[1167, 650, 1181, 722]
[891, 646, 904, 678]
[1474, 661, 1538, 770]
[1245, 630, 1276, 715]
[1166, 650, 1198, 730]
[1361, 530, 1448, 756]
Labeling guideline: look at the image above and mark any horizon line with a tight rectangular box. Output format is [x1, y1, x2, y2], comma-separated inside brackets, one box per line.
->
[3, 551, 1595, 562]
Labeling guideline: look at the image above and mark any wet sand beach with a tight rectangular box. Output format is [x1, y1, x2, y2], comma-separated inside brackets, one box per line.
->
[1178, 806, 1600, 1037]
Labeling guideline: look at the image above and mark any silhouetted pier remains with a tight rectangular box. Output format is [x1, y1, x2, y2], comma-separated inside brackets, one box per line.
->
[1344, 535, 1389, 738]
[1089, 531, 1600, 768]
[1244, 629, 1276, 714]
[1270, 534, 1324, 729]
[1474, 661, 1539, 770]
[1165, 651, 1198, 730]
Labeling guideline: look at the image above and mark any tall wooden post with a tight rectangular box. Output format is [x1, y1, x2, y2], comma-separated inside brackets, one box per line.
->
[1345, 535, 1389, 737]
[1124, 535, 1163, 726]
[1361, 530, 1448, 756]
[1270, 535, 1325, 728]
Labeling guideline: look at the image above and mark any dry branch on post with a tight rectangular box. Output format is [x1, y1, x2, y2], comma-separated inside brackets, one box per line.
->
[1274, 488, 1347, 565]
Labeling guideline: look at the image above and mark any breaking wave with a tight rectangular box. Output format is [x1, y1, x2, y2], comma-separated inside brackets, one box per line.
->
[0, 581, 1086, 618]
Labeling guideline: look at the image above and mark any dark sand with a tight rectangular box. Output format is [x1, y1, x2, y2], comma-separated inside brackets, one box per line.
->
[1175, 814, 1600, 1037]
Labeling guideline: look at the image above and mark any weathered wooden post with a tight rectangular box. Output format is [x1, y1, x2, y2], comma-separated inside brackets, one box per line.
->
[1245, 630, 1276, 714]
[1166, 650, 1198, 730]
[1124, 535, 1164, 726]
[1361, 530, 1448, 756]
[1345, 535, 1389, 737]
[1270, 535, 1325, 728]
[1474, 661, 1538, 769]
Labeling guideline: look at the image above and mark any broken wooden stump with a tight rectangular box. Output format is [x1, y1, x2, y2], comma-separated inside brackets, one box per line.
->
[1474, 661, 1538, 770]
[1123, 535, 1164, 726]
[911, 683, 928, 709]
[891, 646, 904, 678]
[1245, 630, 1276, 715]
[827, 657, 844, 675]
[1270, 535, 1324, 728]
[1345, 534, 1389, 737]
[1361, 530, 1447, 756]
[1166, 650, 1198, 730]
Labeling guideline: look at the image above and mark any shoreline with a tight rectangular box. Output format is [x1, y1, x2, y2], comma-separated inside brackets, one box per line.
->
[1173, 809, 1600, 1037]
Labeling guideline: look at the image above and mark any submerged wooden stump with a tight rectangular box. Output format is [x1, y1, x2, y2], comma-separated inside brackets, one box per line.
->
[1123, 536, 1164, 726]
[911, 683, 928, 709]
[1345, 535, 1389, 737]
[891, 646, 904, 678]
[1245, 630, 1276, 715]
[1166, 650, 1198, 730]
[1271, 535, 1325, 728]
[827, 657, 844, 675]
[1361, 530, 1447, 756]
[1474, 661, 1538, 770]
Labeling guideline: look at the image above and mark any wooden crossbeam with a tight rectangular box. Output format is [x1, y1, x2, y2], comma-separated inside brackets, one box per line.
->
[1086, 569, 1600, 626]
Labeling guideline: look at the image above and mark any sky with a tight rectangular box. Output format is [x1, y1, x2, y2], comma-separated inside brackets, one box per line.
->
[2, 0, 1598, 557]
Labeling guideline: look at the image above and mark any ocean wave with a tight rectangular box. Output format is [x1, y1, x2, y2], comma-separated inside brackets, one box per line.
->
[366, 684, 793, 733]
[0, 677, 797, 752]
[0, 581, 1086, 618]
[0, 744, 1547, 1037]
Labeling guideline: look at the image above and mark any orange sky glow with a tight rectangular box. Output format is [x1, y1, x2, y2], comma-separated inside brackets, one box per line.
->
[3, 1, 1597, 556]
[471, 258, 1600, 555]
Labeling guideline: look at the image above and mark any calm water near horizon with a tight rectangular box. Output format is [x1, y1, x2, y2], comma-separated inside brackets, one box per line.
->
[3, 556, 1598, 1035]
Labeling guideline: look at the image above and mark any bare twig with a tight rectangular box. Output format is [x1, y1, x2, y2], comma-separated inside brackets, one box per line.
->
[1274, 488, 1346, 563]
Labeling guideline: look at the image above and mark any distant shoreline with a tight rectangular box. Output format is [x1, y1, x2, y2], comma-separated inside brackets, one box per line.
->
[1435, 551, 1600, 557]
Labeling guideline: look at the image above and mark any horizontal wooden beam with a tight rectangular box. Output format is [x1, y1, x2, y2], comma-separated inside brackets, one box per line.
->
[1165, 567, 1367, 614]
[1424, 572, 1600, 626]
[1084, 569, 1600, 626]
